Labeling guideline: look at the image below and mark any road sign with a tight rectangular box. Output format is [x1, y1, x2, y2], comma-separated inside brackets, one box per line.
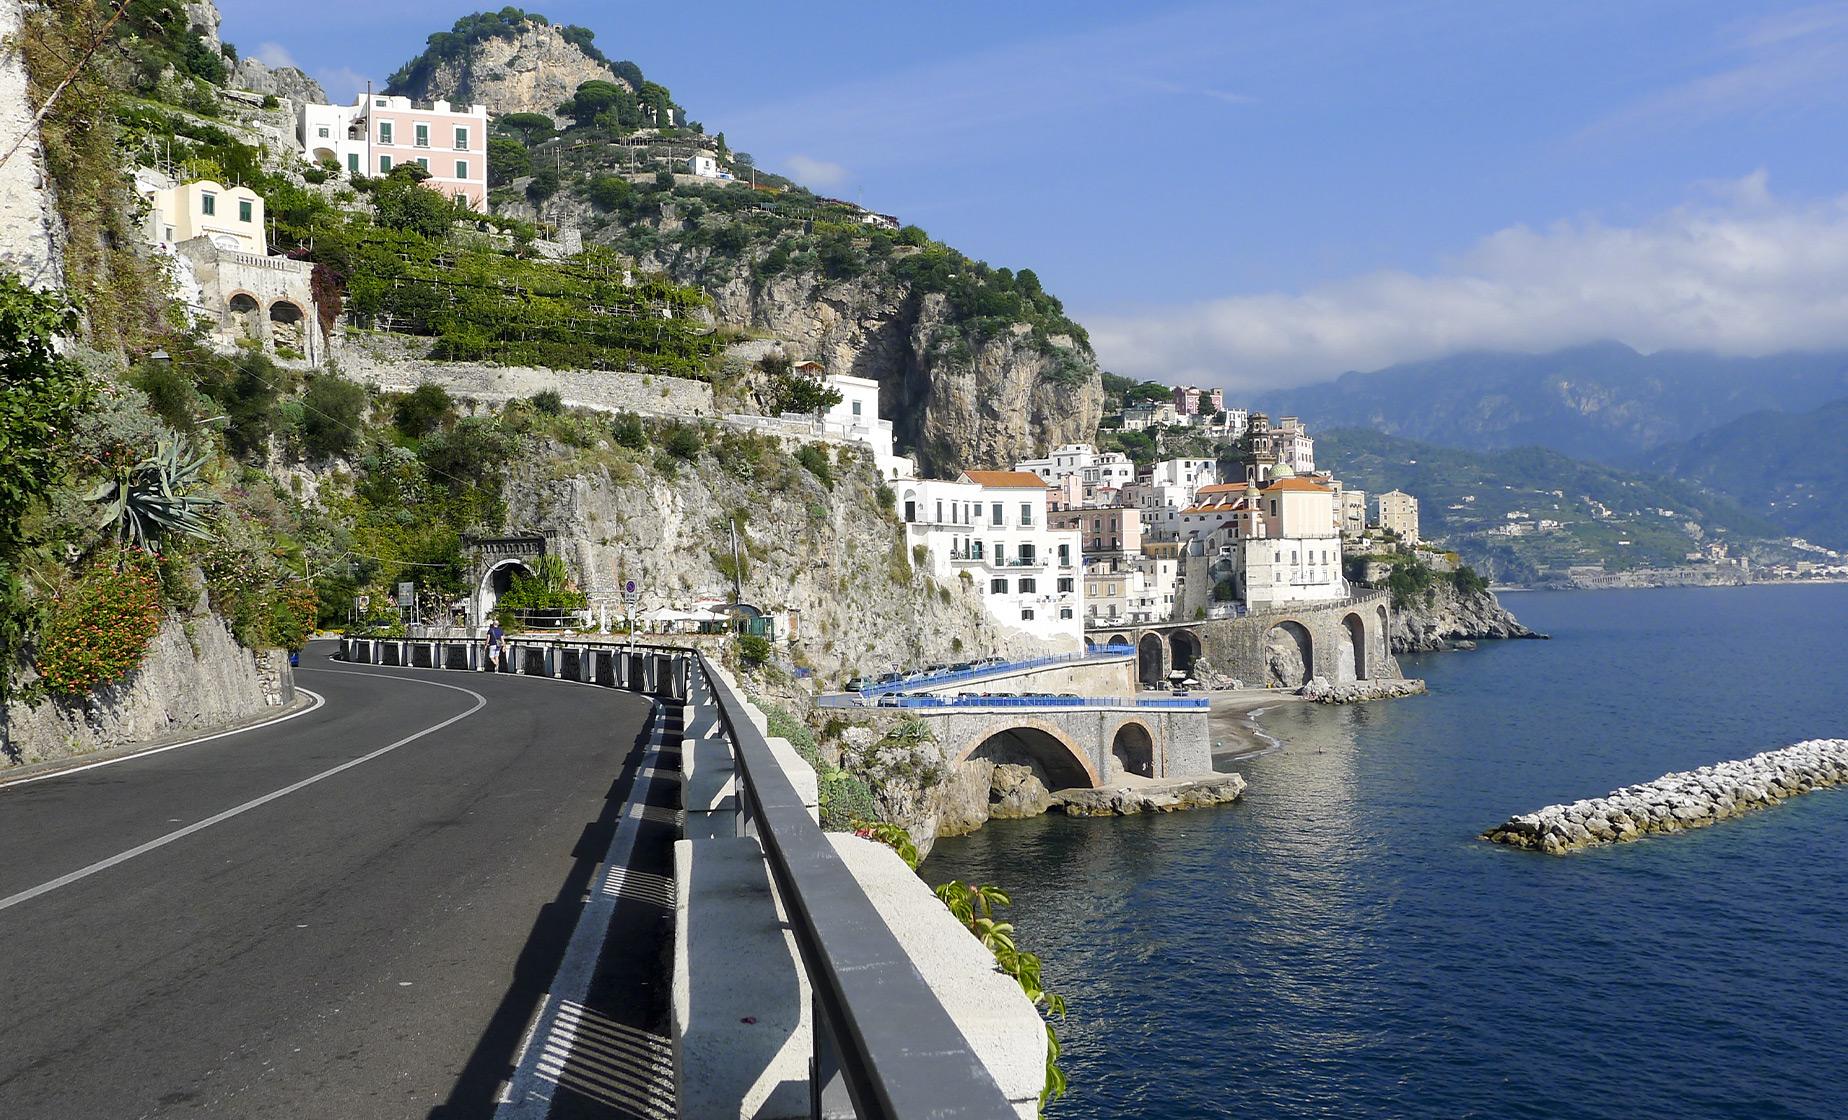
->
[355, 594, 371, 611]
[396, 582, 415, 607]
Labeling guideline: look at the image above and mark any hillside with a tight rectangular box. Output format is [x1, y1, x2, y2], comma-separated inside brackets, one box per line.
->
[1647, 398, 1848, 551]
[1316, 429, 1789, 584]
[1254, 342, 1848, 467]
[384, 10, 1105, 474]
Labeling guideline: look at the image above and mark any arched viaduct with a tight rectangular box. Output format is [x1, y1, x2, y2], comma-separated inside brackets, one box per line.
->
[913, 705, 1213, 790]
[1091, 590, 1396, 690]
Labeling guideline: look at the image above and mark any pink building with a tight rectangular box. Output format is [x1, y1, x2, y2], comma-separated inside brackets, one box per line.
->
[1171, 385, 1226, 416]
[299, 94, 489, 212]
[1051, 507, 1144, 555]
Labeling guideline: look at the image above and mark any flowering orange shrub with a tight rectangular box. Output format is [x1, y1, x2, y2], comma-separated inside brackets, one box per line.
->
[36, 552, 164, 695]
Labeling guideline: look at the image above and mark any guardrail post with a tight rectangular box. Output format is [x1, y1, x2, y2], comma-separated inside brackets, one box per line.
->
[810, 1005, 853, 1119]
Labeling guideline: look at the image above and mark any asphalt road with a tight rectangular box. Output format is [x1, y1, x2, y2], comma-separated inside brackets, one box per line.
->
[0, 643, 673, 1119]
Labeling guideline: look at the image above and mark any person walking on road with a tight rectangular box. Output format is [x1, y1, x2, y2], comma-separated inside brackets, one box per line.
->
[486, 620, 505, 672]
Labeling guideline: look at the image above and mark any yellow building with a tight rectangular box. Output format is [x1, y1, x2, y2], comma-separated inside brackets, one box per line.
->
[143, 179, 266, 253]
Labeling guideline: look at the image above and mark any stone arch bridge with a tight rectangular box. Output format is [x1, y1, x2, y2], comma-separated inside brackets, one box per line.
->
[1091, 590, 1396, 689]
[911, 704, 1212, 788]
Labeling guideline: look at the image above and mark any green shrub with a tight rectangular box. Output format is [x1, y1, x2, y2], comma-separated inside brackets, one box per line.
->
[663, 425, 702, 460]
[1451, 564, 1489, 596]
[35, 553, 163, 695]
[527, 168, 561, 202]
[301, 372, 367, 458]
[611, 411, 647, 449]
[794, 443, 833, 487]
[587, 175, 632, 211]
[735, 632, 772, 665]
[530, 389, 564, 415]
[393, 383, 453, 437]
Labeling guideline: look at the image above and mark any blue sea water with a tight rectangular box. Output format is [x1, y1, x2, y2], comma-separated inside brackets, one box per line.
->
[922, 585, 1848, 1119]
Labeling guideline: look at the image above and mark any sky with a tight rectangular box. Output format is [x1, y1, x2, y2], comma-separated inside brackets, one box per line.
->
[217, 0, 1848, 390]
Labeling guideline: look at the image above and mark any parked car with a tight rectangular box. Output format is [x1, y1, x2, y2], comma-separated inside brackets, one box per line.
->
[877, 672, 903, 685]
[876, 694, 903, 707]
[844, 677, 872, 692]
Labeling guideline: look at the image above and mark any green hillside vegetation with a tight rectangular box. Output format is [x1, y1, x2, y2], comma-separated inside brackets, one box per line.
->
[1316, 428, 1786, 583]
[1647, 398, 1848, 551]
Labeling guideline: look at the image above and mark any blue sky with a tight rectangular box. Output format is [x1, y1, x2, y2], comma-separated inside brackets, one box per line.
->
[220, 1, 1848, 389]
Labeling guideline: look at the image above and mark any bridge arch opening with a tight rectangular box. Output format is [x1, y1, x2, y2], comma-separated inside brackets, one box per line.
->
[962, 724, 1098, 792]
[228, 291, 261, 339]
[1105, 632, 1130, 650]
[1340, 612, 1368, 681]
[1264, 620, 1314, 688]
[1136, 633, 1165, 688]
[1110, 721, 1155, 779]
[1169, 629, 1202, 678]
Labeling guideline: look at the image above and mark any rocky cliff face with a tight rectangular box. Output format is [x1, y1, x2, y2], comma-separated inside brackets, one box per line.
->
[388, 21, 619, 115]
[1390, 580, 1539, 653]
[574, 221, 1105, 475]
[230, 56, 326, 104]
[503, 441, 1057, 684]
[1, 609, 285, 771]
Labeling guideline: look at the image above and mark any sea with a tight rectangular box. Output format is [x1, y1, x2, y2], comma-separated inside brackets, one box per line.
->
[922, 584, 1848, 1119]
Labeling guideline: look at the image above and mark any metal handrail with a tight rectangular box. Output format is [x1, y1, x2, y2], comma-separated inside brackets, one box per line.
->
[697, 655, 1019, 1118]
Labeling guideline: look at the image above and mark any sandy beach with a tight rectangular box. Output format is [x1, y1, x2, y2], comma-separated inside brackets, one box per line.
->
[1206, 689, 1302, 767]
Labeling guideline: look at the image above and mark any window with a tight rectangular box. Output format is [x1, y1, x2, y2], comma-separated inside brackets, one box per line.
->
[993, 543, 1005, 563]
[200, 192, 216, 215]
[851, 400, 862, 416]
[1021, 609, 1035, 621]
[379, 155, 393, 173]
[237, 199, 252, 222]
[1087, 583, 1096, 596]
[969, 540, 983, 560]
[1060, 608, 1074, 620]
[904, 500, 916, 522]
[1020, 502, 1034, 526]
[935, 501, 943, 523]
[456, 160, 468, 179]
[454, 125, 470, 150]
[163, 224, 174, 241]
[317, 126, 330, 138]
[347, 152, 359, 173]
[1058, 578, 1074, 593]
[1019, 578, 1037, 594]
[1019, 544, 1037, 565]
[1058, 544, 1070, 565]
[378, 121, 393, 144]
[414, 123, 430, 148]
[375, 98, 387, 107]
[990, 502, 1003, 525]
[416, 157, 429, 170]
[990, 578, 1008, 594]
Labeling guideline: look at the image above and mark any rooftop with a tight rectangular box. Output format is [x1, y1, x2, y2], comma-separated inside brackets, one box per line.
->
[962, 470, 1051, 490]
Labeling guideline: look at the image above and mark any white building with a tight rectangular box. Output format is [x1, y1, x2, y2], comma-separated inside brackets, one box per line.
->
[1377, 489, 1420, 543]
[298, 94, 489, 210]
[1339, 487, 1369, 536]
[901, 471, 1083, 645]
[1147, 457, 1217, 498]
[813, 373, 914, 481]
[1015, 443, 1098, 483]
[687, 152, 729, 179]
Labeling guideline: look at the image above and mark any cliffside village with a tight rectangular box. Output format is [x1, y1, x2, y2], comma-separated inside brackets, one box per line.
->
[806, 375, 1421, 647]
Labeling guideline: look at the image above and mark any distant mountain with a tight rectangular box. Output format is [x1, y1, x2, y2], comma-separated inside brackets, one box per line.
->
[1254, 343, 1848, 468]
[1646, 398, 1848, 551]
[1316, 428, 1787, 584]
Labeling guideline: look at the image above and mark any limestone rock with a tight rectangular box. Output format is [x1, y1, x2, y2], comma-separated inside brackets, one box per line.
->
[1298, 677, 1428, 704]
[987, 763, 1052, 819]
[1384, 577, 1542, 654]
[1052, 774, 1246, 817]
[230, 56, 327, 104]
[386, 19, 622, 117]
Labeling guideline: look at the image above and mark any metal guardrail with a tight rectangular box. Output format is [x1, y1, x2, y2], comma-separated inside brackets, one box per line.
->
[337, 634, 1017, 1118]
[818, 692, 1209, 712]
[698, 658, 1019, 1118]
[858, 643, 1134, 696]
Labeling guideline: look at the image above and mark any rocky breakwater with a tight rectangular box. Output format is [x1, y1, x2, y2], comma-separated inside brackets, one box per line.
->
[1297, 676, 1428, 704]
[1481, 739, 1848, 854]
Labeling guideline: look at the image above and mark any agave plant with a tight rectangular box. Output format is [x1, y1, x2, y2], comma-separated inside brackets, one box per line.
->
[86, 435, 219, 552]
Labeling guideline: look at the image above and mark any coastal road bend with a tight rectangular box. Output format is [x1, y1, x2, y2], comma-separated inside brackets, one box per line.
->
[0, 643, 681, 1119]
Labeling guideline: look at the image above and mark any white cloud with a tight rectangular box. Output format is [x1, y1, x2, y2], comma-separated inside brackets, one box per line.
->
[313, 66, 371, 102]
[254, 41, 296, 69]
[781, 154, 850, 189]
[1086, 174, 1848, 390]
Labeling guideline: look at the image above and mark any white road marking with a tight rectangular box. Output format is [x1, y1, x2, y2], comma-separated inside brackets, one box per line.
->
[0, 689, 328, 792]
[0, 674, 486, 914]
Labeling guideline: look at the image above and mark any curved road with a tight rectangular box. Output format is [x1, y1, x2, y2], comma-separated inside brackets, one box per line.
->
[0, 643, 678, 1118]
